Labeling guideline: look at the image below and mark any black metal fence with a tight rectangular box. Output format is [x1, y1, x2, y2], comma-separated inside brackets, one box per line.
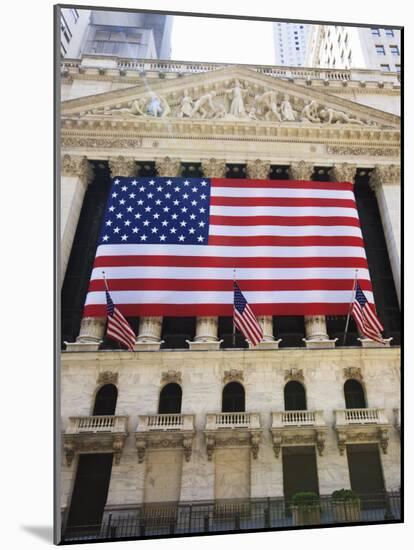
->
[62, 492, 401, 543]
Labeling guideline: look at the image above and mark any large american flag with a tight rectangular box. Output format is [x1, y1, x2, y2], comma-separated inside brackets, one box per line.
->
[233, 281, 263, 346]
[83, 176, 374, 318]
[351, 282, 384, 343]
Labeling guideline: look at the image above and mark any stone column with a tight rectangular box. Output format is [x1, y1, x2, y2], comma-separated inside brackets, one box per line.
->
[369, 165, 401, 306]
[246, 160, 281, 349]
[66, 156, 138, 352]
[188, 159, 225, 350]
[135, 157, 181, 350]
[61, 155, 94, 284]
[290, 162, 336, 349]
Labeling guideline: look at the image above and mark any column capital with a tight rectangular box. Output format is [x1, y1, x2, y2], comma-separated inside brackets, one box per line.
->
[329, 163, 357, 183]
[201, 158, 226, 178]
[108, 156, 138, 178]
[369, 164, 401, 192]
[246, 159, 271, 180]
[61, 154, 94, 185]
[288, 161, 313, 181]
[155, 156, 181, 177]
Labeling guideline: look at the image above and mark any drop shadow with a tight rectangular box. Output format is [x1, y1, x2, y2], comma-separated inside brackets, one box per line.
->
[21, 525, 54, 543]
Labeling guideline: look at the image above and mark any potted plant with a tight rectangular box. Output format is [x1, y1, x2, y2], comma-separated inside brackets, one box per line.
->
[331, 489, 361, 522]
[291, 492, 321, 526]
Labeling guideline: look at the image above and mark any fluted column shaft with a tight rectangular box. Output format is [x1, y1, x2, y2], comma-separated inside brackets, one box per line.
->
[66, 157, 138, 352]
[136, 157, 181, 350]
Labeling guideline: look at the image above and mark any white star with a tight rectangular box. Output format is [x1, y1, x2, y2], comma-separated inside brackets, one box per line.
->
[153, 213, 160, 219]
[147, 193, 154, 199]
[192, 187, 198, 192]
[199, 221, 205, 227]
[151, 227, 158, 233]
[180, 221, 187, 227]
[131, 180, 137, 186]
[181, 207, 188, 213]
[165, 193, 171, 199]
[109, 206, 115, 212]
[124, 220, 131, 226]
[145, 206, 152, 212]
[112, 192, 118, 198]
[106, 220, 113, 226]
[140, 234, 147, 241]
[157, 186, 163, 192]
[139, 186, 145, 192]
[201, 194, 207, 200]
[159, 234, 166, 241]
[143, 220, 150, 227]
[197, 235, 204, 242]
[199, 207, 206, 213]
[163, 206, 170, 212]
[121, 186, 128, 191]
[184, 180, 190, 186]
[172, 213, 178, 220]
[135, 213, 141, 219]
[166, 179, 172, 185]
[170, 227, 177, 234]
[119, 199, 126, 205]
[161, 220, 169, 226]
[116, 213, 123, 219]
[129, 193, 136, 199]
[201, 181, 207, 186]
[174, 186, 180, 192]
[149, 180, 155, 186]
[102, 235, 109, 241]
[190, 214, 196, 220]
[189, 228, 195, 234]
[173, 200, 180, 206]
[191, 200, 197, 206]
[155, 199, 162, 205]
[127, 206, 133, 212]
[132, 227, 139, 233]
[121, 234, 128, 241]
[137, 199, 144, 205]
[113, 227, 120, 233]
[183, 193, 189, 199]
[179, 235, 185, 242]
[114, 179, 120, 185]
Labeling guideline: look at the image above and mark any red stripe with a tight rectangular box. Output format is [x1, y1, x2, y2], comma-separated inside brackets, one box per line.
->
[94, 255, 369, 269]
[208, 235, 364, 247]
[211, 178, 353, 191]
[108, 318, 135, 342]
[363, 303, 384, 331]
[210, 215, 361, 227]
[234, 310, 261, 344]
[84, 302, 355, 318]
[211, 196, 356, 208]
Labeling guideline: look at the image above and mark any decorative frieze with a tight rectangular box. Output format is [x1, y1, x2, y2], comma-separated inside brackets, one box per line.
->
[61, 136, 143, 149]
[327, 145, 399, 157]
[97, 371, 119, 386]
[61, 154, 94, 185]
[155, 156, 181, 177]
[108, 156, 138, 178]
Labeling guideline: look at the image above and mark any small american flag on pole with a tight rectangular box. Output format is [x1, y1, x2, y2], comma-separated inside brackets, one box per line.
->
[351, 281, 384, 344]
[233, 281, 263, 346]
[105, 287, 136, 351]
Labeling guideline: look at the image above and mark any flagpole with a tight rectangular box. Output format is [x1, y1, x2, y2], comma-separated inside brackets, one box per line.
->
[232, 268, 236, 347]
[342, 269, 358, 346]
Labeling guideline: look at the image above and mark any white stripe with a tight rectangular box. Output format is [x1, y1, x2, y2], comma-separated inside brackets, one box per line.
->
[210, 205, 359, 218]
[96, 244, 366, 259]
[91, 266, 371, 281]
[86, 290, 375, 305]
[209, 225, 363, 237]
[211, 187, 355, 200]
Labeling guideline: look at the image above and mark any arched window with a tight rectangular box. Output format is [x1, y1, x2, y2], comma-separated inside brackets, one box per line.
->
[284, 381, 307, 411]
[92, 384, 118, 415]
[222, 382, 245, 412]
[158, 383, 182, 414]
[344, 379, 366, 409]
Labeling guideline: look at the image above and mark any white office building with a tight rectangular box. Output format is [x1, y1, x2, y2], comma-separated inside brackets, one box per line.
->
[273, 22, 311, 67]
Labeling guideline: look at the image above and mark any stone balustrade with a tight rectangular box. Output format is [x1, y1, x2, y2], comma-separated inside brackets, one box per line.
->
[271, 410, 325, 428]
[334, 408, 390, 455]
[66, 415, 128, 434]
[136, 414, 195, 432]
[205, 412, 261, 431]
[335, 408, 388, 426]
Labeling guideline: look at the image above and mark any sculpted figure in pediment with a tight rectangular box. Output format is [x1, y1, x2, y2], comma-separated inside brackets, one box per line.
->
[190, 90, 220, 119]
[225, 79, 248, 117]
[319, 107, 365, 125]
[255, 90, 282, 121]
[300, 100, 321, 123]
[280, 94, 297, 121]
[177, 90, 193, 118]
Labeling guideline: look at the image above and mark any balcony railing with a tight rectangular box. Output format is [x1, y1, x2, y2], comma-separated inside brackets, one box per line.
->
[61, 491, 401, 542]
[335, 408, 389, 426]
[271, 410, 325, 428]
[136, 414, 194, 432]
[66, 415, 128, 434]
[205, 412, 261, 430]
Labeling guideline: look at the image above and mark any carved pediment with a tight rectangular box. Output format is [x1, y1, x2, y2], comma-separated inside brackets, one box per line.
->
[62, 65, 399, 130]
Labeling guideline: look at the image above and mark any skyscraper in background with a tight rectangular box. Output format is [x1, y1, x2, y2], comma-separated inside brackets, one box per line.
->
[273, 22, 311, 67]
